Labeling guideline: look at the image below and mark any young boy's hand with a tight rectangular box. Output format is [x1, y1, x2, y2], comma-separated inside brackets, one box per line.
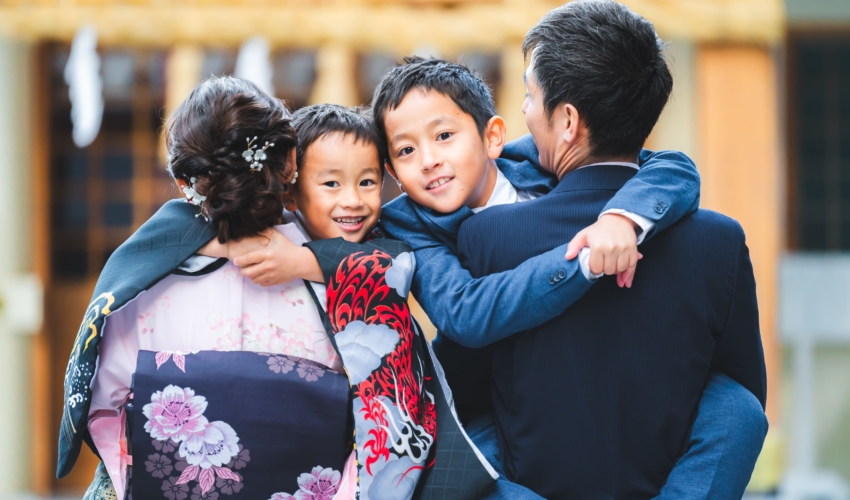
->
[232, 229, 324, 286]
[565, 214, 642, 288]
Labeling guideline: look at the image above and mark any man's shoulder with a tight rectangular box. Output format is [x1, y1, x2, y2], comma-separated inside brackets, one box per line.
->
[673, 209, 745, 241]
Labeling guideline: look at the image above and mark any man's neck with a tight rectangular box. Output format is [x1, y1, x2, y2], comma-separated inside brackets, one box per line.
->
[555, 150, 639, 180]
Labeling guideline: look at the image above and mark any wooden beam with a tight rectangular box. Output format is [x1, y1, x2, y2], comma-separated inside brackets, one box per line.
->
[0, 1, 785, 49]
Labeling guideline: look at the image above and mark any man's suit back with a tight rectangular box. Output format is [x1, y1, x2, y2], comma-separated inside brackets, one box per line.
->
[456, 165, 766, 499]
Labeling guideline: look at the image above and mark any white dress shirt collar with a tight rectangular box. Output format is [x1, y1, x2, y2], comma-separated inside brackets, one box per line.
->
[471, 168, 519, 214]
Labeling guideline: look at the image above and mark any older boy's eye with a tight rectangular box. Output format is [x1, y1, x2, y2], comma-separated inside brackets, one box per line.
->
[398, 147, 414, 157]
[324, 181, 340, 188]
[437, 132, 452, 141]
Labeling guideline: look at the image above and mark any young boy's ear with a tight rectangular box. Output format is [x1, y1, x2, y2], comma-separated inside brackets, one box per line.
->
[484, 115, 507, 160]
[384, 161, 405, 193]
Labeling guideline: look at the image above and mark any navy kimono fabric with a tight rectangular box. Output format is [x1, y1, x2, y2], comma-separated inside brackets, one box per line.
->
[129, 350, 351, 500]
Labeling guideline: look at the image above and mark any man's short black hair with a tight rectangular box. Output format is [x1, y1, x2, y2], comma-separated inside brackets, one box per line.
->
[523, 0, 672, 158]
[371, 56, 497, 162]
[291, 104, 383, 169]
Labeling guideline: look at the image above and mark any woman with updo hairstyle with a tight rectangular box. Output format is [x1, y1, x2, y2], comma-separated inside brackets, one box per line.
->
[73, 76, 356, 500]
[166, 76, 298, 243]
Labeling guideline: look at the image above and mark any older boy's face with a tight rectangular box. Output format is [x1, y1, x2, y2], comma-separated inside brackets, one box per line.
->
[384, 89, 495, 213]
[288, 132, 382, 243]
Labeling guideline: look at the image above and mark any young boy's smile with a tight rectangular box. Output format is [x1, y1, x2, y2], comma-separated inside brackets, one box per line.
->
[384, 89, 504, 214]
[287, 132, 382, 243]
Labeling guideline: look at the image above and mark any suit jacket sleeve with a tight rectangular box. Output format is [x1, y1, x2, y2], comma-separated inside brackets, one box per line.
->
[408, 226, 592, 349]
[712, 223, 768, 408]
[602, 149, 701, 238]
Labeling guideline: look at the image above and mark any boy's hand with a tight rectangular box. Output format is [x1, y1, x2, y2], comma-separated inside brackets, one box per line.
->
[565, 214, 642, 288]
[232, 229, 324, 286]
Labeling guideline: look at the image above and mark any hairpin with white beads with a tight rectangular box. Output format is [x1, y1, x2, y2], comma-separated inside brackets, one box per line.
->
[182, 177, 206, 206]
[289, 170, 298, 185]
[181, 177, 209, 221]
[242, 136, 274, 171]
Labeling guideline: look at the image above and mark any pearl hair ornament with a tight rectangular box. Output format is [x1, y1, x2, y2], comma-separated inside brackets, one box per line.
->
[242, 136, 274, 171]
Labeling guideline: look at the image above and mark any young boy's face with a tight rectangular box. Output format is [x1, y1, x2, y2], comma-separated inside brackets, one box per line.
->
[384, 89, 499, 214]
[287, 132, 382, 243]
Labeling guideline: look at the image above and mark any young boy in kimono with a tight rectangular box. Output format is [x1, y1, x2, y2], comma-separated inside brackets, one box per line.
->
[217, 59, 765, 499]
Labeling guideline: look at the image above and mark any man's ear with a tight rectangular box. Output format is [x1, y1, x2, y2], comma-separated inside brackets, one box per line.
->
[483, 115, 507, 160]
[561, 103, 582, 144]
[384, 161, 405, 193]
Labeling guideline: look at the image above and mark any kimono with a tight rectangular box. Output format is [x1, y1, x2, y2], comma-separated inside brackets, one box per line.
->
[61, 201, 496, 500]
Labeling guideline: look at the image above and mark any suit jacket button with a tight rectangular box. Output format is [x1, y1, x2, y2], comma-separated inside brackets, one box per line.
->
[655, 200, 667, 214]
[557, 269, 567, 279]
[548, 275, 556, 285]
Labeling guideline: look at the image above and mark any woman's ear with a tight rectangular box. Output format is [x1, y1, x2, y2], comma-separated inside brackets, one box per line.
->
[175, 178, 188, 190]
[484, 115, 507, 160]
[384, 161, 405, 193]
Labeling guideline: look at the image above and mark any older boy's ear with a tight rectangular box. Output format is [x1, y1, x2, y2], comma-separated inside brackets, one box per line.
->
[484, 115, 507, 160]
[384, 161, 405, 193]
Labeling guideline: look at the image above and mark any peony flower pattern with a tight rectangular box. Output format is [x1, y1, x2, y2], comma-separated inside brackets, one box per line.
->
[267, 466, 341, 500]
[144, 385, 245, 499]
[144, 385, 208, 443]
[178, 421, 240, 468]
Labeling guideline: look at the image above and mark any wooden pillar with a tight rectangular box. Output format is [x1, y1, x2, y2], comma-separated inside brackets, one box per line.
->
[310, 44, 358, 107]
[163, 45, 204, 162]
[696, 44, 783, 488]
[646, 40, 697, 157]
[497, 43, 529, 142]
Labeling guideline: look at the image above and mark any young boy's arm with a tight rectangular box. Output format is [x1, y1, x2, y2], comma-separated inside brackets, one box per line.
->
[501, 134, 700, 240]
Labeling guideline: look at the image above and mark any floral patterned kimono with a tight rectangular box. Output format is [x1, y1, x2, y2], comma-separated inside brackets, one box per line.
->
[62, 201, 496, 500]
[86, 220, 357, 500]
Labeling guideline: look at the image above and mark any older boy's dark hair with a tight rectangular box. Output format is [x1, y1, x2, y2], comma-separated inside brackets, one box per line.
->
[371, 57, 497, 161]
[291, 104, 382, 169]
[523, 0, 672, 158]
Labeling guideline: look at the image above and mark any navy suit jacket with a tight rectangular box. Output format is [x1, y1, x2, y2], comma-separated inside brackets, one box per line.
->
[381, 135, 701, 348]
[456, 165, 767, 499]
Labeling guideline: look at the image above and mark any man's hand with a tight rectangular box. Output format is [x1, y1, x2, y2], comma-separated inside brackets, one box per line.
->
[232, 229, 324, 286]
[565, 214, 642, 288]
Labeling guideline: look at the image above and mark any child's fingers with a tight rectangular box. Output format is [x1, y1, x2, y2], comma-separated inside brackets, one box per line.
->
[603, 250, 619, 275]
[565, 229, 588, 260]
[588, 249, 604, 276]
[616, 266, 635, 288]
[615, 250, 632, 274]
[233, 250, 266, 268]
[240, 263, 265, 280]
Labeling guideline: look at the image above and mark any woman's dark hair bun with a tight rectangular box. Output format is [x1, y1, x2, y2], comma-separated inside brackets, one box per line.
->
[165, 76, 297, 243]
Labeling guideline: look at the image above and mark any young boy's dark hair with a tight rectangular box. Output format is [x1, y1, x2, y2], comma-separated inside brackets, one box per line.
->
[522, 0, 672, 158]
[371, 57, 497, 161]
[291, 104, 383, 170]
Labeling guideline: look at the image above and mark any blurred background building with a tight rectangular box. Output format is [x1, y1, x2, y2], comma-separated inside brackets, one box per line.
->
[0, 0, 846, 498]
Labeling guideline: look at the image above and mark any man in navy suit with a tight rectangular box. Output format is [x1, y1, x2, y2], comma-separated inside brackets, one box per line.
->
[456, 1, 768, 498]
